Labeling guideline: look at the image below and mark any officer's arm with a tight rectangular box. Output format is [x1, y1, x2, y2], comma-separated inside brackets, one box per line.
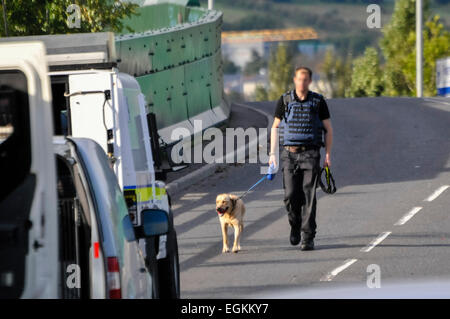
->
[322, 118, 333, 156]
[270, 117, 281, 155]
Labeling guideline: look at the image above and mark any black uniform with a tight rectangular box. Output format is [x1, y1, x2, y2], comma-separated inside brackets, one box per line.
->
[274, 90, 330, 243]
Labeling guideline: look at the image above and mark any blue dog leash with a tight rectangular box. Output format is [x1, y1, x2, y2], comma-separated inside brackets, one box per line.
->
[238, 164, 276, 200]
[238, 175, 269, 200]
[238, 163, 337, 200]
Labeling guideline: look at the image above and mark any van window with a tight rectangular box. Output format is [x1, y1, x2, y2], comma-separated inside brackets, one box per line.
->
[56, 156, 91, 299]
[124, 89, 148, 172]
[50, 76, 70, 136]
[109, 180, 131, 262]
[0, 70, 31, 200]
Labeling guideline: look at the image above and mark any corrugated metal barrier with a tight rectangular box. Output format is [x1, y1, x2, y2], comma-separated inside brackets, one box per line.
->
[116, 3, 229, 146]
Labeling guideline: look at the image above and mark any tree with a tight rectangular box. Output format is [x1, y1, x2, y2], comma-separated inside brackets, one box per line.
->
[0, 0, 138, 36]
[321, 48, 338, 96]
[267, 42, 294, 101]
[403, 15, 450, 96]
[348, 47, 384, 97]
[243, 49, 265, 76]
[222, 56, 240, 74]
[379, 0, 431, 96]
[254, 84, 268, 102]
[338, 53, 353, 98]
[345, 0, 450, 97]
[321, 48, 353, 98]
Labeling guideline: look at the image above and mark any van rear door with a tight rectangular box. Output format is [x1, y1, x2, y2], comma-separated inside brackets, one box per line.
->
[0, 42, 58, 298]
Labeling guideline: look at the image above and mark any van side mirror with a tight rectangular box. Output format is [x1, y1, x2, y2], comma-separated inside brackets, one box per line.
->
[122, 215, 136, 242]
[141, 209, 169, 237]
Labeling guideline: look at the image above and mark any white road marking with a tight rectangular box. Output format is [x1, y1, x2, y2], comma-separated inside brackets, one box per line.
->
[180, 192, 208, 200]
[424, 185, 449, 202]
[320, 259, 358, 282]
[394, 206, 423, 226]
[182, 192, 209, 196]
[360, 231, 392, 252]
[424, 98, 450, 106]
[319, 184, 449, 283]
[264, 189, 285, 196]
[172, 204, 182, 210]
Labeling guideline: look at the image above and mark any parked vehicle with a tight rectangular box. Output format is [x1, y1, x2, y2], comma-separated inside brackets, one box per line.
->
[0, 41, 169, 299]
[0, 41, 59, 298]
[53, 136, 168, 299]
[0, 33, 180, 298]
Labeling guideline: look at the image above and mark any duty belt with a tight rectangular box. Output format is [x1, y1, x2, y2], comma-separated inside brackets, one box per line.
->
[284, 145, 319, 153]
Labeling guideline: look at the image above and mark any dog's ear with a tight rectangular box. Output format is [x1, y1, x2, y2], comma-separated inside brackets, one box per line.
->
[216, 193, 224, 202]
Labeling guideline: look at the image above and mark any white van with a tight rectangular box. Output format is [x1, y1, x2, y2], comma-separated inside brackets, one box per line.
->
[55, 68, 180, 297]
[53, 136, 165, 299]
[0, 41, 169, 299]
[4, 33, 180, 298]
[0, 42, 59, 298]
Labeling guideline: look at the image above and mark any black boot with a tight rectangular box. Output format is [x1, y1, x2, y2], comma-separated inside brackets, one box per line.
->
[290, 226, 301, 246]
[300, 238, 314, 251]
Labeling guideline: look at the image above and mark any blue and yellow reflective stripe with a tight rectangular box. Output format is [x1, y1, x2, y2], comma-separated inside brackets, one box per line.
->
[123, 185, 167, 202]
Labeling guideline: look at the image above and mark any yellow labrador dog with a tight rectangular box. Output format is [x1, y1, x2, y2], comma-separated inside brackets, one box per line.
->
[215, 193, 246, 253]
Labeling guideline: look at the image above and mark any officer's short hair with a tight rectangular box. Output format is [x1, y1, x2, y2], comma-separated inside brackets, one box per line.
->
[294, 66, 312, 79]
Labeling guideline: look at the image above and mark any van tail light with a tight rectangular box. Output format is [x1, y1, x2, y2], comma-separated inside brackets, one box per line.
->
[107, 257, 122, 299]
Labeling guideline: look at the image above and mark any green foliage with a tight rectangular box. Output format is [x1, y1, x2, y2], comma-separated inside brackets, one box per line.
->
[382, 62, 411, 96]
[223, 56, 240, 74]
[380, 0, 430, 60]
[348, 47, 384, 97]
[243, 49, 266, 76]
[322, 48, 352, 97]
[378, 0, 426, 95]
[347, 0, 449, 97]
[267, 43, 294, 101]
[254, 84, 269, 101]
[403, 15, 450, 96]
[0, 0, 138, 36]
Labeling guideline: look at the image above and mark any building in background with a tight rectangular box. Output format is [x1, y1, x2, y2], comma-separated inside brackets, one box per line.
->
[221, 27, 334, 100]
[221, 27, 318, 68]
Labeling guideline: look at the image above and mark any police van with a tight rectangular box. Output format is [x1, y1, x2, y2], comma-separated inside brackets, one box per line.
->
[0, 41, 172, 299]
[0, 41, 59, 298]
[0, 34, 179, 298]
[47, 32, 179, 299]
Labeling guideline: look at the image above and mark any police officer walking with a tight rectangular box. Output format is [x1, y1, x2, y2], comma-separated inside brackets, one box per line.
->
[269, 66, 333, 251]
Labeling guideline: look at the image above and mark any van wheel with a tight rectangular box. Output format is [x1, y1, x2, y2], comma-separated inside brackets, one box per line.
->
[144, 236, 160, 299]
[156, 221, 180, 298]
[155, 170, 167, 181]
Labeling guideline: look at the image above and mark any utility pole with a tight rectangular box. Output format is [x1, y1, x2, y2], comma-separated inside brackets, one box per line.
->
[1, 0, 8, 37]
[416, 0, 423, 97]
[208, 0, 214, 10]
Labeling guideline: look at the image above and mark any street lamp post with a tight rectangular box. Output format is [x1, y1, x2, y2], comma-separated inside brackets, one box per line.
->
[416, 0, 423, 97]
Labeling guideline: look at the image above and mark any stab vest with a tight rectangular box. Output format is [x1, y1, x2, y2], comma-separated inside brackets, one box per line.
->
[279, 90, 325, 147]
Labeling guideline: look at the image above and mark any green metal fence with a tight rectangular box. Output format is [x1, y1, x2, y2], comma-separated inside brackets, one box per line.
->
[115, 3, 228, 145]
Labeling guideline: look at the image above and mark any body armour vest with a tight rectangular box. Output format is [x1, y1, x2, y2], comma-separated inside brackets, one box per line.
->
[279, 90, 325, 147]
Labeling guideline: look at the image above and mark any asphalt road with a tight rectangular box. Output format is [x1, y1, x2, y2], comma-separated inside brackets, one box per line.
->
[171, 97, 450, 298]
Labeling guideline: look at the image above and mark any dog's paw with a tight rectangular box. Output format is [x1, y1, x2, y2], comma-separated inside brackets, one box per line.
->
[222, 247, 230, 253]
[232, 247, 240, 253]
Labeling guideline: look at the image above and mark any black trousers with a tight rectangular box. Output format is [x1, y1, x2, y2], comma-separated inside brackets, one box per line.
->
[281, 147, 321, 241]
